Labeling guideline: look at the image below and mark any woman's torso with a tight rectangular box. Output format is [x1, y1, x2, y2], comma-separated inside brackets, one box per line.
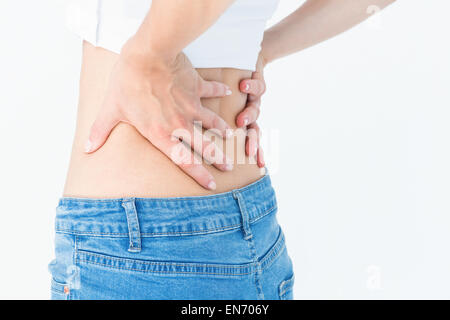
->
[63, 0, 279, 198]
[63, 42, 264, 198]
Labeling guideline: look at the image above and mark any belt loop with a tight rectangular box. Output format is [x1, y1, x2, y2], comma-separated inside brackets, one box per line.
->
[121, 198, 142, 253]
[232, 191, 253, 240]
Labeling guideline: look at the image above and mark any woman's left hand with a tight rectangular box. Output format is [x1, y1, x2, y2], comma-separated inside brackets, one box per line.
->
[237, 53, 267, 168]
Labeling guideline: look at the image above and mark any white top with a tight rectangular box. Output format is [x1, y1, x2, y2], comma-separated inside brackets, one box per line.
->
[66, 0, 279, 71]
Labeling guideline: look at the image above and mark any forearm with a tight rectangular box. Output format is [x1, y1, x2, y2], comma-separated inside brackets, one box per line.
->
[261, 0, 396, 65]
[124, 0, 235, 60]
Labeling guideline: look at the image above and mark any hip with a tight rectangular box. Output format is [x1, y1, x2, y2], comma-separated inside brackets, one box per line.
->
[49, 174, 295, 300]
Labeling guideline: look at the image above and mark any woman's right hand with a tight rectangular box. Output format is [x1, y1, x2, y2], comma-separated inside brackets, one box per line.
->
[237, 51, 268, 168]
[84, 43, 234, 191]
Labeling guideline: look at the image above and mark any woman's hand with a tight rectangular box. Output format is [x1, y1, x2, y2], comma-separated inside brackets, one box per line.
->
[237, 52, 267, 168]
[85, 43, 234, 191]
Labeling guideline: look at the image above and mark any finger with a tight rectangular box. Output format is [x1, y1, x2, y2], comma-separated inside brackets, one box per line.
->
[198, 79, 232, 98]
[257, 146, 265, 168]
[248, 121, 265, 168]
[236, 100, 260, 127]
[196, 106, 233, 139]
[85, 106, 120, 153]
[152, 135, 217, 190]
[246, 123, 260, 158]
[175, 124, 233, 172]
[239, 78, 266, 97]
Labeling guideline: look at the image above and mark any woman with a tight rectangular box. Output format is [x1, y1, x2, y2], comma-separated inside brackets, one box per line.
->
[49, 0, 396, 300]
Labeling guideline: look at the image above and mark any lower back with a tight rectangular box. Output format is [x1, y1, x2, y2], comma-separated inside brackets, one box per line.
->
[63, 42, 264, 198]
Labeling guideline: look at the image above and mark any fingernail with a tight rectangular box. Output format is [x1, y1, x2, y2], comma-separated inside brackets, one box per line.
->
[243, 118, 249, 126]
[226, 89, 232, 96]
[84, 139, 93, 153]
[245, 84, 250, 92]
[208, 181, 217, 190]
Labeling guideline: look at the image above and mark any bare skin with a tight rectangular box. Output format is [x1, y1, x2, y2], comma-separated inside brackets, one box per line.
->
[63, 0, 397, 198]
[63, 42, 264, 198]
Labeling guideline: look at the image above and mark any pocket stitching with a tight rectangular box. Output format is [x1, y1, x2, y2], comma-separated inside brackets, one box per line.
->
[51, 278, 68, 295]
[76, 249, 255, 276]
[75, 225, 286, 277]
[279, 274, 295, 299]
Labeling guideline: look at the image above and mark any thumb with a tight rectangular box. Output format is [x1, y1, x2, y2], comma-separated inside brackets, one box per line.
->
[84, 107, 120, 153]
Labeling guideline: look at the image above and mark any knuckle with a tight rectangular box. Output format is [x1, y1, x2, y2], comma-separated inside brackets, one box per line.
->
[200, 83, 212, 97]
[171, 114, 188, 130]
[214, 82, 226, 95]
[149, 123, 168, 139]
[210, 84, 219, 96]
[255, 107, 261, 118]
[188, 100, 202, 114]
[197, 80, 205, 96]
[247, 105, 260, 121]
[178, 161, 196, 170]
[259, 81, 266, 95]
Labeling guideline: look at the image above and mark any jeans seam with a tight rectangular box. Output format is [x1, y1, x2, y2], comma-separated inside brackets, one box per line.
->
[246, 236, 265, 300]
[74, 229, 285, 281]
[233, 190, 265, 300]
[55, 205, 277, 237]
[259, 228, 285, 270]
[69, 234, 77, 300]
[76, 258, 254, 276]
[77, 249, 254, 269]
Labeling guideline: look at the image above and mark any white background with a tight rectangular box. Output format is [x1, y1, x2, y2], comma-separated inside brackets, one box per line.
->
[0, 0, 449, 299]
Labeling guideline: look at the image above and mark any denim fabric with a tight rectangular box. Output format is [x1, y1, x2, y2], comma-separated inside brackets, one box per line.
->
[48, 175, 294, 300]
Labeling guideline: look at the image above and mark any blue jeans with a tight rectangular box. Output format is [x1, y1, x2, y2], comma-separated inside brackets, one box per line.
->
[48, 175, 294, 300]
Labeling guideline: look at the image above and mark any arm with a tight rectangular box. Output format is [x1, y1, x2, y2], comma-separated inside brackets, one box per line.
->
[237, 0, 396, 164]
[87, 0, 236, 190]
[261, 0, 397, 65]
[126, 0, 235, 60]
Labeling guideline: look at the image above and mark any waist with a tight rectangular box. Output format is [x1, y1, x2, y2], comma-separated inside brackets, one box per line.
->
[57, 174, 276, 237]
[63, 42, 263, 198]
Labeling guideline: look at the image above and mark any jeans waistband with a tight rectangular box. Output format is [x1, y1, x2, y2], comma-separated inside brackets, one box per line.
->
[55, 174, 277, 238]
